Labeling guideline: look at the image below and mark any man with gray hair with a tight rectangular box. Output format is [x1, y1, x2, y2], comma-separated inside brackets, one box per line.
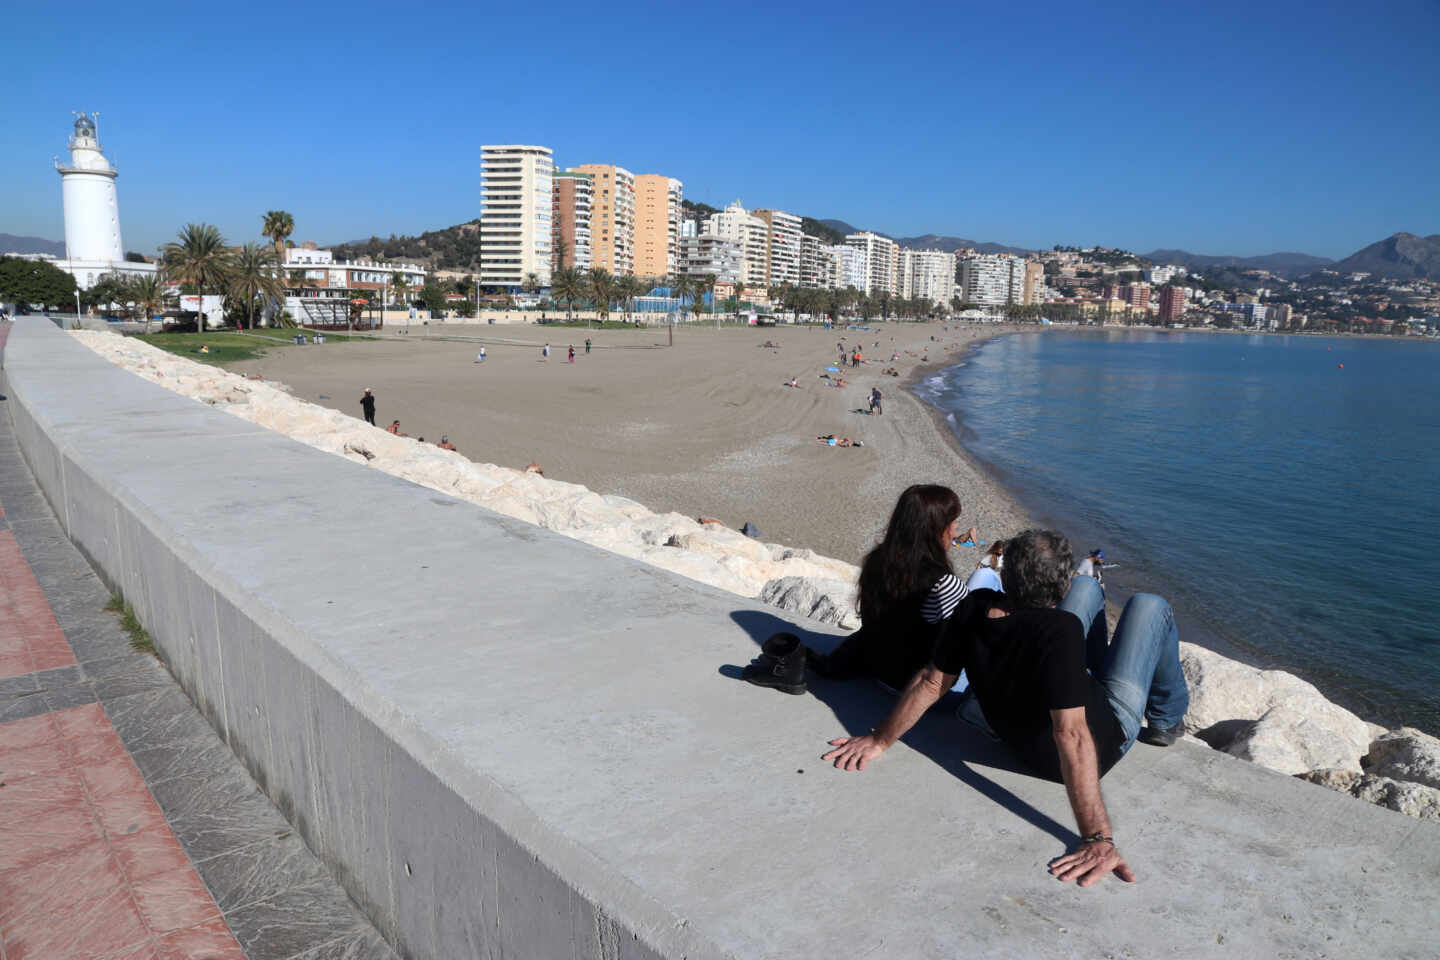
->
[824, 529, 1188, 888]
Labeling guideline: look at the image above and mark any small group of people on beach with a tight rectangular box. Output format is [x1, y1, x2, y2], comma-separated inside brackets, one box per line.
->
[742, 484, 1189, 888]
[360, 390, 458, 452]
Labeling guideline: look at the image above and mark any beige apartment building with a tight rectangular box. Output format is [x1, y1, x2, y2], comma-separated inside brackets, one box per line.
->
[480, 144, 554, 290]
[799, 234, 837, 288]
[551, 171, 594, 271]
[754, 209, 802, 288]
[571, 164, 635, 274]
[633, 175, 683, 278]
[1023, 260, 1047, 305]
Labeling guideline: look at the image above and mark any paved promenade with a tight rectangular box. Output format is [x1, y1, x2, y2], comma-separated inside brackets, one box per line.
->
[0, 323, 397, 960]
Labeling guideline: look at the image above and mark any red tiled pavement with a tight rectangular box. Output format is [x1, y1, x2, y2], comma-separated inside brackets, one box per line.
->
[0, 529, 76, 679]
[0, 704, 246, 958]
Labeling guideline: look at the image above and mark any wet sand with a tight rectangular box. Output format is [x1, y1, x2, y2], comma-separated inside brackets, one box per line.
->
[237, 322, 1036, 566]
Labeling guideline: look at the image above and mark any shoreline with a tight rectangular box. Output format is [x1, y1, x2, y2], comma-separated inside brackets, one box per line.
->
[909, 326, 1413, 732]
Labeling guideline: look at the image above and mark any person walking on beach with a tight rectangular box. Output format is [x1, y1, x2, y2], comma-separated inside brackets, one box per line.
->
[822, 529, 1189, 888]
[869, 386, 883, 415]
[542, 343, 550, 361]
[360, 389, 376, 426]
[585, 338, 592, 355]
[475, 347, 486, 363]
[568, 345, 575, 363]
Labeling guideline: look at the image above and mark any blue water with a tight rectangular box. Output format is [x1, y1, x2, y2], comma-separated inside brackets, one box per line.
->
[917, 330, 1440, 733]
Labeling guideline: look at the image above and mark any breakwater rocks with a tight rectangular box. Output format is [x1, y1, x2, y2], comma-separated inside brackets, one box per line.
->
[70, 331, 1440, 823]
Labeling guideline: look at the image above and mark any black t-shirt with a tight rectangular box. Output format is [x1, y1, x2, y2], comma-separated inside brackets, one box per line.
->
[360, 395, 376, 413]
[933, 589, 1126, 782]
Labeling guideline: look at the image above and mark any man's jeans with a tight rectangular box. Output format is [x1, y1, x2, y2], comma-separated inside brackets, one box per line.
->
[1059, 576, 1190, 754]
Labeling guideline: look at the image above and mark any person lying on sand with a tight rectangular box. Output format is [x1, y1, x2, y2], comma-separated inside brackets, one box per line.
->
[784, 378, 799, 388]
[822, 529, 1190, 888]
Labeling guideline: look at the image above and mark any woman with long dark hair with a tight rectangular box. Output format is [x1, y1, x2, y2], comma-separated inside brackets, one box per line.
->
[746, 484, 971, 695]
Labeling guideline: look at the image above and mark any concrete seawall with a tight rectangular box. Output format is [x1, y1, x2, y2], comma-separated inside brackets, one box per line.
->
[3, 317, 1434, 958]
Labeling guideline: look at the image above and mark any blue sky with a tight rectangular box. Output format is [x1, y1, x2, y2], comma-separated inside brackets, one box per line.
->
[4, 0, 1437, 259]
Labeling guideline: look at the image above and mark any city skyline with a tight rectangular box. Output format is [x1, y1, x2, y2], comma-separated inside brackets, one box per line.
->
[3, 0, 1437, 259]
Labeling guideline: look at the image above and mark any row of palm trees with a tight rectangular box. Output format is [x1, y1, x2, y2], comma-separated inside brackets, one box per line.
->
[548, 267, 684, 324]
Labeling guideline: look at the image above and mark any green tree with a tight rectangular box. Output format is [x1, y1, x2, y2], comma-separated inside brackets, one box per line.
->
[163, 223, 233, 331]
[522, 272, 542, 300]
[128, 272, 167, 332]
[551, 267, 586, 322]
[84, 272, 136, 313]
[670, 274, 698, 321]
[588, 268, 616, 323]
[420, 282, 449, 316]
[0, 256, 78, 309]
[228, 243, 286, 330]
[261, 211, 295, 270]
[391, 272, 410, 306]
[616, 274, 646, 323]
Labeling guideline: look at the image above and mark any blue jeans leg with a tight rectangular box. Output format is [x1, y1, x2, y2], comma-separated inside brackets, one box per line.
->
[1058, 575, 1108, 674]
[1098, 594, 1190, 751]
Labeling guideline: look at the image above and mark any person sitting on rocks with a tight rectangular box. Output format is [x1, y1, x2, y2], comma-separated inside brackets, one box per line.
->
[438, 435, 457, 451]
[744, 485, 971, 696]
[822, 529, 1190, 888]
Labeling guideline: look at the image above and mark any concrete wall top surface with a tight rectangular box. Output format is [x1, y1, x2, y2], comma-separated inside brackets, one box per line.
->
[4, 317, 1434, 958]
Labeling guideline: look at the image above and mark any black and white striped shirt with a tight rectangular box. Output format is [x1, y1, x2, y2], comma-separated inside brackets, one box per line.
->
[920, 573, 969, 624]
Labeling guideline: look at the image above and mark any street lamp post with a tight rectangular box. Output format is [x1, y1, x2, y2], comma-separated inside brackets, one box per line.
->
[74, 289, 81, 323]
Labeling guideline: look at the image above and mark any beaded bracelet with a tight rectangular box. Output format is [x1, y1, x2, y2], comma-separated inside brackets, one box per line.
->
[1081, 832, 1115, 846]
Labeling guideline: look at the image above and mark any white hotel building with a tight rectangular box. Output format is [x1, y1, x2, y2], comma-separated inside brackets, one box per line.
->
[281, 247, 427, 326]
[899, 249, 957, 308]
[959, 254, 1024, 306]
[480, 145, 554, 291]
[845, 232, 899, 296]
[703, 202, 768, 289]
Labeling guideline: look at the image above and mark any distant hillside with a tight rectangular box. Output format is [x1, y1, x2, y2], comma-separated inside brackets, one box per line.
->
[1330, 232, 1440, 280]
[818, 218, 863, 237]
[801, 217, 845, 245]
[0, 234, 64, 257]
[896, 234, 1033, 256]
[1143, 248, 1333, 278]
[328, 220, 482, 271]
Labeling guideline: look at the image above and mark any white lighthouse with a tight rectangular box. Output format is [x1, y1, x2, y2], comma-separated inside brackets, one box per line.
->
[51, 113, 155, 291]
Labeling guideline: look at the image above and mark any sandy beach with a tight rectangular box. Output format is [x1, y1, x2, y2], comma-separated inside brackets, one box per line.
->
[236, 321, 1036, 566]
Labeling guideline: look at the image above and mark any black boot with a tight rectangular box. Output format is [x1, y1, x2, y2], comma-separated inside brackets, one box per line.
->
[741, 632, 807, 695]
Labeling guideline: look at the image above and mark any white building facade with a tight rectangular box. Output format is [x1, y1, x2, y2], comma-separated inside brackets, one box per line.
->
[755, 209, 802, 288]
[845, 232, 898, 295]
[480, 145, 554, 290]
[899, 249, 956, 307]
[677, 235, 742, 284]
[703, 202, 768, 288]
[959, 254, 1023, 305]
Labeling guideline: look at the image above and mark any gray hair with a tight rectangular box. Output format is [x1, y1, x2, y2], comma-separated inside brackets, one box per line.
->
[1001, 530, 1074, 608]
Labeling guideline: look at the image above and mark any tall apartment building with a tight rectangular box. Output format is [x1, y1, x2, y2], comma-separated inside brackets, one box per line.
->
[571, 164, 635, 275]
[1023, 261, 1047, 306]
[754, 209, 802, 288]
[551, 171, 593, 271]
[845, 232, 898, 295]
[480, 145, 553, 290]
[1267, 302, 1293, 328]
[799, 234, 836, 288]
[958, 254, 1019, 305]
[1115, 283, 1151, 310]
[634, 174, 683, 278]
[703, 202, 767, 288]
[898, 249, 956, 307]
[1158, 285, 1186, 323]
[677, 235, 742, 284]
[838, 245, 867, 290]
[1147, 264, 1184, 286]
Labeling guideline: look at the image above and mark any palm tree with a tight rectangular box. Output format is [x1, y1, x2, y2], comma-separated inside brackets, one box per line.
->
[261, 211, 295, 270]
[616, 275, 646, 324]
[670, 274, 698, 322]
[551, 267, 585, 322]
[229, 243, 286, 331]
[588, 268, 615, 324]
[128, 273, 166, 333]
[522, 272, 541, 299]
[391, 272, 410, 307]
[696, 274, 716, 323]
[163, 223, 233, 332]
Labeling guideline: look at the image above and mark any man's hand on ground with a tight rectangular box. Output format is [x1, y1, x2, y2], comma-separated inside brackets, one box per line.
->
[1047, 842, 1137, 887]
[823, 735, 886, 771]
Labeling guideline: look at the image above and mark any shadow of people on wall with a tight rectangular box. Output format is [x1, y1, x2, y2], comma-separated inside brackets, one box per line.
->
[725, 608, 1080, 849]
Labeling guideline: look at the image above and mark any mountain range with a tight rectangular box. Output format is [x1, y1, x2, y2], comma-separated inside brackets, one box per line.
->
[1329, 233, 1440, 280]
[1140, 249, 1335, 279]
[0, 234, 65, 257]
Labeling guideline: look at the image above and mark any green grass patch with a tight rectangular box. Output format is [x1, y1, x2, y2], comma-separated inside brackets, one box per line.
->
[105, 593, 156, 656]
[134, 331, 375, 366]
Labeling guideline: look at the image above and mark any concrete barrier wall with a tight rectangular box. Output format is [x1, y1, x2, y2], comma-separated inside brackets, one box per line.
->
[4, 318, 1436, 959]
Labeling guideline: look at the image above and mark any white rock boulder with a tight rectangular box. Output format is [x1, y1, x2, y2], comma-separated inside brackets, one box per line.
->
[757, 577, 859, 629]
[1297, 769, 1440, 824]
[1223, 704, 1371, 775]
[1364, 727, 1440, 790]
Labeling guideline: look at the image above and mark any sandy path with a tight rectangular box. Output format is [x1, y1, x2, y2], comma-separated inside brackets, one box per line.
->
[239, 322, 1035, 565]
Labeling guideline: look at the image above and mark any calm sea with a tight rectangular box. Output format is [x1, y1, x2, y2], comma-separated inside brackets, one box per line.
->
[916, 329, 1440, 734]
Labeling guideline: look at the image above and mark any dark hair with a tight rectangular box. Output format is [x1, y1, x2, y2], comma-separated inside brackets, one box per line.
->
[857, 485, 961, 621]
[1001, 529, 1073, 609]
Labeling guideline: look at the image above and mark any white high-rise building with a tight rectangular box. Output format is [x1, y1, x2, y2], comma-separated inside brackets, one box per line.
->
[845, 232, 899, 295]
[959, 254, 1022, 306]
[754, 209, 802, 287]
[480, 145, 554, 290]
[50, 113, 156, 290]
[899, 249, 956, 308]
[799, 234, 837, 288]
[703, 202, 767, 288]
[677, 235, 742, 284]
[838, 245, 867, 290]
